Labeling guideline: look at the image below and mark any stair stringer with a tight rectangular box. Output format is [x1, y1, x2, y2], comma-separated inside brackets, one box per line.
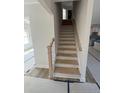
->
[73, 25, 85, 82]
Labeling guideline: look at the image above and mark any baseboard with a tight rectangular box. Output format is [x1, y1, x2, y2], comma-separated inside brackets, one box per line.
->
[80, 75, 86, 82]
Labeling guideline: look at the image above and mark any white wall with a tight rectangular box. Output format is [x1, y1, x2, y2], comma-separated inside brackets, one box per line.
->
[24, 0, 54, 68]
[40, 0, 62, 54]
[91, 0, 100, 24]
[24, 0, 62, 68]
[73, 0, 94, 82]
[55, 0, 80, 2]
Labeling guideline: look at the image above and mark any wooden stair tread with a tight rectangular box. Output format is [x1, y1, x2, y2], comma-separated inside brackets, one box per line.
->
[54, 67, 80, 75]
[59, 42, 75, 45]
[60, 32, 74, 34]
[59, 38, 75, 40]
[59, 41, 75, 43]
[59, 36, 75, 38]
[57, 53, 77, 57]
[58, 48, 76, 51]
[60, 33, 74, 35]
[59, 40, 75, 42]
[60, 34, 74, 36]
[59, 43, 75, 46]
[58, 45, 76, 49]
[56, 60, 78, 65]
[58, 50, 77, 54]
[56, 56, 77, 60]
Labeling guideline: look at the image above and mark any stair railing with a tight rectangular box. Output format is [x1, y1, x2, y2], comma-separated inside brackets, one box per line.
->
[47, 38, 55, 79]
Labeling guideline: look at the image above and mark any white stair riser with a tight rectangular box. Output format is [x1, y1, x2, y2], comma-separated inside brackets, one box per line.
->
[54, 73, 80, 79]
[58, 46, 76, 49]
[55, 64, 78, 68]
[57, 56, 77, 60]
[58, 50, 77, 54]
[59, 38, 75, 40]
[59, 41, 75, 43]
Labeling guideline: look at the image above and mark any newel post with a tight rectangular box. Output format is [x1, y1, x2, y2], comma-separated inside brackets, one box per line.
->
[47, 46, 53, 79]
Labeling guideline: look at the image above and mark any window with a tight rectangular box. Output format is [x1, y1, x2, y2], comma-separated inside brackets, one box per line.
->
[24, 17, 32, 51]
[62, 8, 67, 20]
[24, 27, 29, 45]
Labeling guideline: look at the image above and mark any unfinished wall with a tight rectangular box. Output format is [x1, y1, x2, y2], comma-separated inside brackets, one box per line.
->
[24, 0, 54, 68]
[73, 0, 94, 81]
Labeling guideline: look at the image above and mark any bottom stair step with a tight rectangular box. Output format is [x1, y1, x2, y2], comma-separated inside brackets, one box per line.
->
[54, 67, 80, 75]
[54, 77, 80, 82]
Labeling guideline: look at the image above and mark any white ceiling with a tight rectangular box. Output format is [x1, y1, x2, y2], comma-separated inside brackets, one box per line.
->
[62, 1, 73, 10]
[55, 0, 80, 2]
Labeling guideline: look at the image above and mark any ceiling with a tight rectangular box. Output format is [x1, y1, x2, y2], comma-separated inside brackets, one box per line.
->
[55, 0, 80, 2]
[62, 1, 73, 10]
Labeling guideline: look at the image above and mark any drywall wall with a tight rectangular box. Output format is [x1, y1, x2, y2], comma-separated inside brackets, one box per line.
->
[24, 0, 54, 68]
[73, 0, 94, 82]
[91, 0, 100, 24]
[40, 0, 62, 54]
[55, 0, 80, 2]
[24, 0, 62, 68]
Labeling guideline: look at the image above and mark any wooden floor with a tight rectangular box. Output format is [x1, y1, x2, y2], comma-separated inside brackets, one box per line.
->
[25, 66, 95, 83]
[24, 46, 100, 84]
[25, 67, 49, 79]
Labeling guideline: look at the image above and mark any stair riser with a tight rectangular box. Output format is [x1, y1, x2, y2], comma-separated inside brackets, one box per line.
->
[55, 64, 78, 68]
[59, 43, 76, 46]
[59, 41, 75, 43]
[56, 58, 77, 61]
[59, 34, 74, 37]
[57, 53, 77, 57]
[59, 33, 74, 35]
[59, 43, 75, 45]
[60, 30, 73, 32]
[59, 38, 75, 40]
[58, 45, 76, 48]
[59, 39, 75, 42]
[58, 51, 77, 54]
[54, 73, 80, 79]
[59, 36, 75, 38]
[60, 31, 74, 33]
[58, 48, 76, 51]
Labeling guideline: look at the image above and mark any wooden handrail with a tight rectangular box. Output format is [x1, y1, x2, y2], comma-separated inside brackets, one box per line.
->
[49, 38, 55, 47]
[47, 38, 55, 79]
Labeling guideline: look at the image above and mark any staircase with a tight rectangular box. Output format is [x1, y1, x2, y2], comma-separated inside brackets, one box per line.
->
[53, 23, 80, 81]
